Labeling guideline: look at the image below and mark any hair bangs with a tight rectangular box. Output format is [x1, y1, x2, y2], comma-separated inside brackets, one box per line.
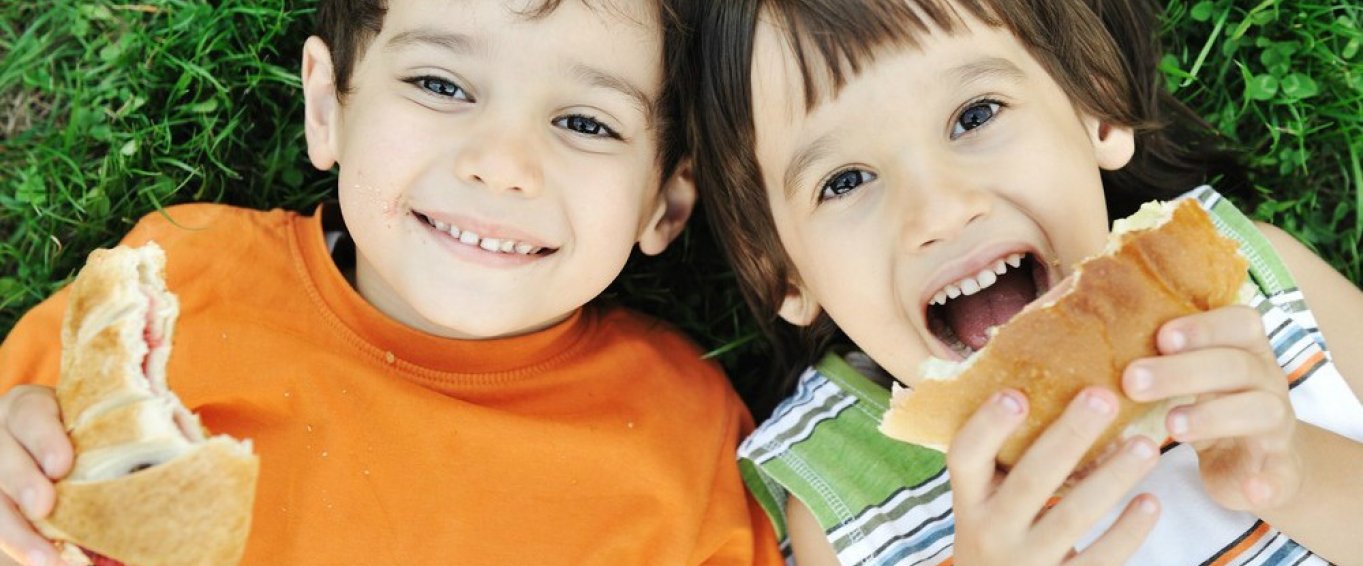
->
[767, 0, 1007, 109]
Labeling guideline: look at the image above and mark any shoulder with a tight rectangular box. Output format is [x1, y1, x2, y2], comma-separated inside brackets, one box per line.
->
[1253, 221, 1363, 397]
[740, 365, 858, 462]
[1252, 220, 1354, 296]
[592, 305, 724, 377]
[590, 304, 746, 409]
[120, 203, 315, 302]
[122, 203, 300, 251]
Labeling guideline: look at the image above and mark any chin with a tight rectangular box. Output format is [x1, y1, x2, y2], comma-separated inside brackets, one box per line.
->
[426, 313, 527, 340]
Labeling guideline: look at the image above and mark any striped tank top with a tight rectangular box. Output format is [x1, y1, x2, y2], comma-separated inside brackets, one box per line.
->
[737, 186, 1363, 565]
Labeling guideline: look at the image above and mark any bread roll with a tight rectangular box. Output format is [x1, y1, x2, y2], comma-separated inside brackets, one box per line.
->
[880, 199, 1249, 470]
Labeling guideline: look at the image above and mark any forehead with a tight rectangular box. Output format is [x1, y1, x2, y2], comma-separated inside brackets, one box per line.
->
[379, 0, 660, 46]
[750, 7, 986, 122]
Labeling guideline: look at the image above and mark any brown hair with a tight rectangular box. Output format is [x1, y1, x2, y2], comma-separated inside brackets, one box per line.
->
[682, 0, 1244, 417]
[314, 0, 689, 179]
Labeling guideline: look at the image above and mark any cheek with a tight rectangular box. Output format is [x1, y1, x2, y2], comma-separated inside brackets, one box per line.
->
[563, 161, 656, 234]
[338, 181, 397, 221]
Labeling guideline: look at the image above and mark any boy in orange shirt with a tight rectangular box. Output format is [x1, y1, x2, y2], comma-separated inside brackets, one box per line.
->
[0, 1, 781, 564]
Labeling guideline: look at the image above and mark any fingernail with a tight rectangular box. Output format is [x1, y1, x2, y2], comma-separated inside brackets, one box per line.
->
[1129, 438, 1156, 460]
[1166, 330, 1187, 352]
[1127, 366, 1152, 395]
[41, 453, 60, 477]
[1083, 390, 1115, 415]
[27, 549, 49, 566]
[995, 391, 1024, 415]
[1138, 496, 1158, 515]
[1168, 412, 1189, 437]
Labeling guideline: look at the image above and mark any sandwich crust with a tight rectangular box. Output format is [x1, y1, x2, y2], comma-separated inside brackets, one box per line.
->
[42, 439, 258, 566]
[881, 199, 1248, 469]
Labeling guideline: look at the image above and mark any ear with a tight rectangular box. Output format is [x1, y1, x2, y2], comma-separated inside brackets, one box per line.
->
[637, 158, 698, 256]
[301, 36, 342, 171]
[1082, 115, 1135, 171]
[777, 282, 821, 326]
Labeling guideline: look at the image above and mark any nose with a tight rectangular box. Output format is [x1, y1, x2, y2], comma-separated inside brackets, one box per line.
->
[451, 119, 544, 197]
[895, 160, 992, 252]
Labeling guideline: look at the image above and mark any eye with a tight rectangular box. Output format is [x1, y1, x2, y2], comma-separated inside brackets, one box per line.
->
[819, 169, 876, 202]
[408, 76, 471, 101]
[951, 100, 1002, 138]
[554, 114, 621, 140]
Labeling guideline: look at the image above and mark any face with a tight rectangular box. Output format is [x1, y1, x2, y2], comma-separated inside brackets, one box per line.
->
[302, 0, 690, 339]
[750, 7, 1135, 384]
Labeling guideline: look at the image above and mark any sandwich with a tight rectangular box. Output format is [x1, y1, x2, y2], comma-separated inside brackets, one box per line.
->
[880, 198, 1249, 470]
[36, 242, 259, 566]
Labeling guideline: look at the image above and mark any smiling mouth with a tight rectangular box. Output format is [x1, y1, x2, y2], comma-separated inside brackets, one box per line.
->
[413, 212, 557, 256]
[926, 252, 1052, 358]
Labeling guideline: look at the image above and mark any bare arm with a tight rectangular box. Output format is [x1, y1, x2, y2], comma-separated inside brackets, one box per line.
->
[1253, 222, 1363, 565]
[787, 496, 842, 566]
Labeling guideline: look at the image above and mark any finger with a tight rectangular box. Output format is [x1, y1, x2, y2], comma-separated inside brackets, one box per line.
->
[1124, 347, 1283, 403]
[1165, 391, 1291, 444]
[1067, 494, 1161, 566]
[994, 388, 1118, 519]
[1032, 437, 1159, 547]
[1157, 306, 1270, 356]
[947, 390, 1028, 509]
[0, 434, 52, 520]
[3, 389, 71, 480]
[0, 496, 61, 566]
[1240, 452, 1301, 510]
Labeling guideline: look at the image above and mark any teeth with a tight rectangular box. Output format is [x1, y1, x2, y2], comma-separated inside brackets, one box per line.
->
[930, 253, 1029, 307]
[959, 278, 980, 295]
[974, 269, 997, 291]
[945, 284, 962, 299]
[422, 215, 544, 255]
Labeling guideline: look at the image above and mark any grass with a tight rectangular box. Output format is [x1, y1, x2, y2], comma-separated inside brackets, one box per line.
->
[2, 1, 1361, 417]
[1161, 0, 1363, 283]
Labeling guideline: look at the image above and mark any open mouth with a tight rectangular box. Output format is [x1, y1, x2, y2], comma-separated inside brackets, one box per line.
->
[413, 211, 557, 256]
[926, 252, 1052, 359]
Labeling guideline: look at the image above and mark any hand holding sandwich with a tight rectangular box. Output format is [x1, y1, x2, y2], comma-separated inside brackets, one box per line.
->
[948, 386, 1162, 565]
[0, 385, 72, 566]
[1123, 306, 1301, 513]
[1, 242, 257, 566]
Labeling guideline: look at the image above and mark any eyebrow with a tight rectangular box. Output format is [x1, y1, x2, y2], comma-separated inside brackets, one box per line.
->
[783, 133, 834, 200]
[384, 29, 484, 55]
[571, 64, 656, 127]
[947, 57, 1027, 89]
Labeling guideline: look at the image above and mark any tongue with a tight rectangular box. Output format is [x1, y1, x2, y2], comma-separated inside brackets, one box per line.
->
[943, 267, 1037, 351]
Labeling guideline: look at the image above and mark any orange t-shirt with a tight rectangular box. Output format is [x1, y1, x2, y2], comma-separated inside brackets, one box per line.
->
[0, 204, 782, 565]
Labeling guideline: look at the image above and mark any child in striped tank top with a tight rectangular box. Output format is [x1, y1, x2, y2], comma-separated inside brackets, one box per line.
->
[683, 0, 1363, 564]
